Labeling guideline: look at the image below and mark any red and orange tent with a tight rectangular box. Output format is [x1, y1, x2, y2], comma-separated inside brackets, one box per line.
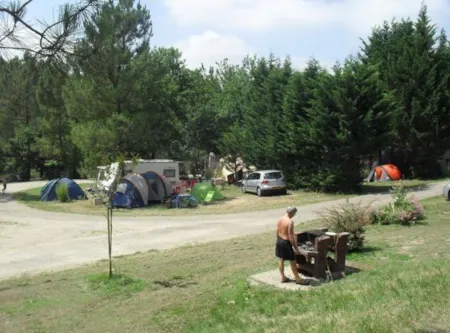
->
[366, 164, 402, 182]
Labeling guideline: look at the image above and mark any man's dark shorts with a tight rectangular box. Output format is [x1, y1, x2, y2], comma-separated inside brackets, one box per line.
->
[275, 235, 295, 261]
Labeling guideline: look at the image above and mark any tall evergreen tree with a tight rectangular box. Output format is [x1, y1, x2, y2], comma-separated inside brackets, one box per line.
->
[360, 5, 450, 178]
[36, 65, 80, 178]
[240, 55, 293, 169]
[278, 58, 326, 187]
[63, 0, 153, 174]
[298, 60, 394, 192]
[0, 54, 40, 180]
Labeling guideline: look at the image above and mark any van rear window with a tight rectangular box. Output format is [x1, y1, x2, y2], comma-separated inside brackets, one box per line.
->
[163, 169, 176, 178]
[264, 172, 283, 179]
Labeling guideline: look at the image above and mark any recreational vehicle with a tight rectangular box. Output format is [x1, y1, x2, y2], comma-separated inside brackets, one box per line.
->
[97, 159, 185, 191]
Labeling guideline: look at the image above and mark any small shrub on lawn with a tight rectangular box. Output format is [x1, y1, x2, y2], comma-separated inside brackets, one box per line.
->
[373, 183, 425, 226]
[56, 183, 70, 203]
[319, 199, 374, 251]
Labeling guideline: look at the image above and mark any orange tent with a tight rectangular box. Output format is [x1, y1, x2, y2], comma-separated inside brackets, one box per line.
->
[367, 164, 402, 182]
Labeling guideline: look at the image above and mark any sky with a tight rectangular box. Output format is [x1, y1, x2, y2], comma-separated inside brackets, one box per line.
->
[21, 0, 450, 70]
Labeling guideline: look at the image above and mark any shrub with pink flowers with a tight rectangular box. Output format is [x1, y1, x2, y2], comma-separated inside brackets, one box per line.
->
[373, 182, 425, 226]
[319, 199, 374, 251]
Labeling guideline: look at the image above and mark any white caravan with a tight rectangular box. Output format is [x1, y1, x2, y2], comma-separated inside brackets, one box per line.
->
[97, 159, 183, 191]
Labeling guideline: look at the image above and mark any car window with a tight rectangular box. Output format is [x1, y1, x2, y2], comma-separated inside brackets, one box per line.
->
[248, 173, 258, 180]
[264, 172, 283, 180]
[253, 173, 261, 180]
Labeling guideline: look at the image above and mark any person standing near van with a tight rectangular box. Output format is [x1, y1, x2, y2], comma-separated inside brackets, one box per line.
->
[2, 178, 7, 194]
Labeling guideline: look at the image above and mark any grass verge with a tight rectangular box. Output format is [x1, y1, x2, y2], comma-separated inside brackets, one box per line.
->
[1, 196, 450, 332]
[14, 184, 347, 216]
[361, 178, 448, 194]
[87, 273, 145, 296]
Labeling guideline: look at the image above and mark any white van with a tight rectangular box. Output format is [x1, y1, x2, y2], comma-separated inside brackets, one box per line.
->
[97, 159, 185, 191]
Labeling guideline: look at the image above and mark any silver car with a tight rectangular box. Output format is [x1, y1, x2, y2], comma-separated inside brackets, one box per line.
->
[241, 170, 287, 196]
[444, 183, 450, 200]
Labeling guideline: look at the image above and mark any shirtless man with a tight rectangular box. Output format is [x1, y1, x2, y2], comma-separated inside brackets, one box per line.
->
[275, 207, 306, 285]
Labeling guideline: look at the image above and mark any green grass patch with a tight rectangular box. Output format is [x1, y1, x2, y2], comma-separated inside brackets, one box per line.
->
[361, 178, 445, 194]
[1, 196, 450, 332]
[87, 273, 145, 296]
[13, 186, 41, 202]
[191, 260, 450, 333]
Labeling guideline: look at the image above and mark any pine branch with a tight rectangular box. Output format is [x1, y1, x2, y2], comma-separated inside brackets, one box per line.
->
[0, 0, 101, 62]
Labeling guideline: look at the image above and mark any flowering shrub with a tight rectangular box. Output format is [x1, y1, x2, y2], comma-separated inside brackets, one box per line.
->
[373, 182, 425, 226]
[320, 199, 374, 251]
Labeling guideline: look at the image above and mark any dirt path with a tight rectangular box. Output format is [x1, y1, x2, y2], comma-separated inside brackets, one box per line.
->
[0, 180, 446, 280]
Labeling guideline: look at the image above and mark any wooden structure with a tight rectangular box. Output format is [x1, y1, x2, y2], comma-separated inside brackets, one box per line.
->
[295, 229, 350, 279]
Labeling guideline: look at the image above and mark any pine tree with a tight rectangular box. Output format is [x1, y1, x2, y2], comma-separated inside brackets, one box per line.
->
[0, 54, 41, 180]
[299, 60, 393, 192]
[240, 55, 292, 169]
[63, 0, 153, 174]
[360, 5, 450, 178]
[37, 64, 79, 178]
[278, 58, 326, 187]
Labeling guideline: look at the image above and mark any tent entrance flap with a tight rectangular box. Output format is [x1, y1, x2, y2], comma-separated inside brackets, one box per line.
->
[141, 171, 172, 202]
[125, 174, 149, 206]
[112, 179, 145, 208]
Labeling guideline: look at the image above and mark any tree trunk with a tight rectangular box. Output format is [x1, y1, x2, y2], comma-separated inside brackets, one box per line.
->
[107, 206, 113, 278]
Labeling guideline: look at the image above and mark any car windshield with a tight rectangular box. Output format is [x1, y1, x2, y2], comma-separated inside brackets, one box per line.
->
[264, 172, 282, 179]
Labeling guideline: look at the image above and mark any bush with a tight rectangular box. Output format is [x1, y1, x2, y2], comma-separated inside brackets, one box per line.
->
[204, 168, 215, 180]
[373, 183, 425, 226]
[56, 183, 70, 203]
[319, 199, 374, 251]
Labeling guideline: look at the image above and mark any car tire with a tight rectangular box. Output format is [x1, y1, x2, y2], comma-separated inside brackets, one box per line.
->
[257, 187, 263, 197]
[281, 189, 287, 195]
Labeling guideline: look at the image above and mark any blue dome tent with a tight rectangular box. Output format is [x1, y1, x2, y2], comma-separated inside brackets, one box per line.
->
[40, 178, 86, 202]
[112, 174, 148, 209]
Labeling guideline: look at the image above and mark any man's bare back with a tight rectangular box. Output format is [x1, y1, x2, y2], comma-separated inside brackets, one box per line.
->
[276, 215, 293, 241]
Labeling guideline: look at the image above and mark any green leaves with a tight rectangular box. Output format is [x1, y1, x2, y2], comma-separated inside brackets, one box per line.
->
[1, 2, 449, 193]
[63, 0, 158, 172]
[360, 4, 450, 178]
[0, 55, 40, 180]
[292, 60, 394, 192]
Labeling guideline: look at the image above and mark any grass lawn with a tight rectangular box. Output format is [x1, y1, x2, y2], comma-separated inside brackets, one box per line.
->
[1, 196, 450, 333]
[361, 178, 448, 194]
[14, 184, 347, 216]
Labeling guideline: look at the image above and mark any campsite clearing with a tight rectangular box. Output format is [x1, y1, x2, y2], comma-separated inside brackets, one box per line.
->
[14, 184, 346, 216]
[1, 196, 449, 333]
[14, 179, 444, 216]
